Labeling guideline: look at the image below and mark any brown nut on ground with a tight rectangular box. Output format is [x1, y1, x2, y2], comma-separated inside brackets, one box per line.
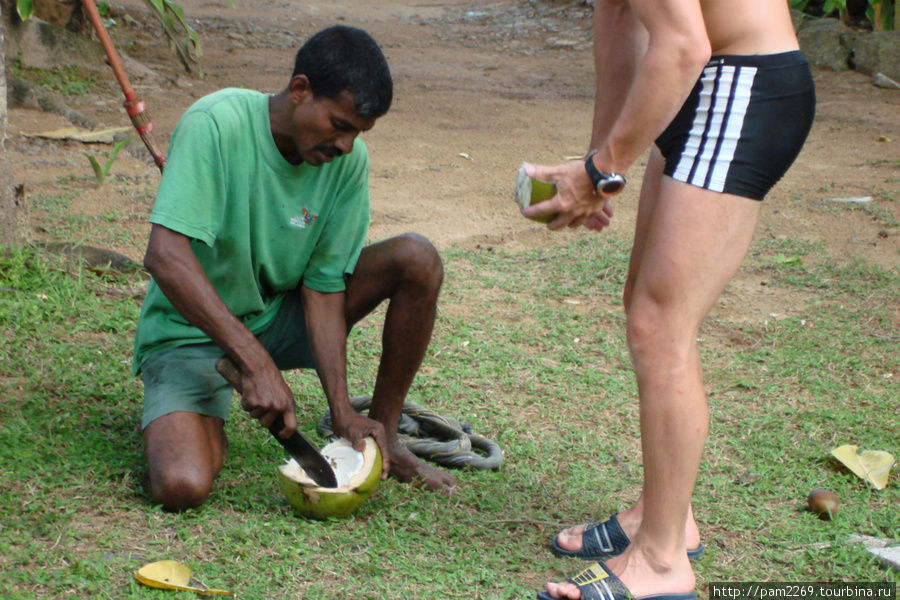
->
[807, 489, 840, 520]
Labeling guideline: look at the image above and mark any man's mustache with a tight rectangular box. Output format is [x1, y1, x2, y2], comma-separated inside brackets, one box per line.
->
[313, 145, 343, 159]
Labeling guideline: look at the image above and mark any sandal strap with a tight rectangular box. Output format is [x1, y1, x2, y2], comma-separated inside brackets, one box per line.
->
[567, 562, 698, 600]
[568, 562, 632, 600]
[582, 514, 630, 559]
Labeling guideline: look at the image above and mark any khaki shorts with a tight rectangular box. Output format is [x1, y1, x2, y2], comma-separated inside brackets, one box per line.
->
[140, 288, 316, 430]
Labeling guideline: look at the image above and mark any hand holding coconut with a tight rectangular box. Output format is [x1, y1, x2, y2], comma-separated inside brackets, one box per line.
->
[329, 408, 390, 482]
[520, 160, 615, 231]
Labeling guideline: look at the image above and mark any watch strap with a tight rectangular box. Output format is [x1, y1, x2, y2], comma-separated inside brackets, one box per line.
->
[585, 150, 626, 197]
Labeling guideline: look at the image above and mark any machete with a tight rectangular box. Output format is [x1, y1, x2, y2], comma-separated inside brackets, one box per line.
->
[215, 357, 338, 488]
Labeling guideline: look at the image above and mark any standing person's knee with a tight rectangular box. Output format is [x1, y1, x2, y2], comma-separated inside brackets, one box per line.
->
[622, 277, 637, 313]
[392, 233, 443, 291]
[624, 296, 667, 359]
[626, 295, 699, 368]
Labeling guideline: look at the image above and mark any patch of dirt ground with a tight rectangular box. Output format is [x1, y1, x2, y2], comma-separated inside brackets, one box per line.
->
[8, 0, 900, 316]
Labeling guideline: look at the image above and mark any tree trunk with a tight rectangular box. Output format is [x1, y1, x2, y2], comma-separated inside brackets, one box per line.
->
[0, 13, 24, 248]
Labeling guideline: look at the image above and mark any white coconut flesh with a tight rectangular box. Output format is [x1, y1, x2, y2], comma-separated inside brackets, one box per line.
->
[278, 438, 373, 491]
[515, 163, 557, 224]
[515, 163, 534, 212]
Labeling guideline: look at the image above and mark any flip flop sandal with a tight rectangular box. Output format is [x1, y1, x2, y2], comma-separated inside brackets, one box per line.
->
[551, 513, 704, 561]
[536, 560, 698, 600]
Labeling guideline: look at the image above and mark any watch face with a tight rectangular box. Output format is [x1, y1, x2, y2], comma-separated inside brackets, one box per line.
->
[585, 151, 625, 197]
[600, 177, 625, 196]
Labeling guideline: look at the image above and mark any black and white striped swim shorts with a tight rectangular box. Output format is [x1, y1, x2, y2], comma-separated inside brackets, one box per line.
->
[655, 50, 816, 201]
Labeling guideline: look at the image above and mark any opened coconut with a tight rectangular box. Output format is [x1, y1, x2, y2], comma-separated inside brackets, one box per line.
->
[515, 162, 557, 223]
[277, 437, 382, 520]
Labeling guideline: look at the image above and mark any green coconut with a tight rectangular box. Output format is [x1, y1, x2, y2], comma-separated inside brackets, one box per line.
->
[276, 437, 382, 520]
[515, 162, 557, 223]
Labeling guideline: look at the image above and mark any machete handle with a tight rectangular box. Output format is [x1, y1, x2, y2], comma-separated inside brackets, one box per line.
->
[215, 356, 290, 438]
[215, 356, 243, 393]
[214, 357, 336, 487]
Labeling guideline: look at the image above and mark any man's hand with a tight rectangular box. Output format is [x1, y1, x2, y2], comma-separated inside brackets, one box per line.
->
[522, 161, 614, 232]
[331, 411, 391, 480]
[145, 225, 300, 435]
[237, 362, 299, 436]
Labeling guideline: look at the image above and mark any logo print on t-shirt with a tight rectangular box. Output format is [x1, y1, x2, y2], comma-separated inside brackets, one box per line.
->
[290, 207, 319, 229]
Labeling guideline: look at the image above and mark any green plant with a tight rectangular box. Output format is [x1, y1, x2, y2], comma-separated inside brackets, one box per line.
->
[868, 0, 897, 29]
[15, 0, 33, 20]
[84, 136, 135, 186]
[141, 0, 202, 73]
[790, 0, 848, 14]
[15, 0, 234, 73]
[138, 0, 236, 73]
[790, 0, 896, 30]
[9, 59, 98, 97]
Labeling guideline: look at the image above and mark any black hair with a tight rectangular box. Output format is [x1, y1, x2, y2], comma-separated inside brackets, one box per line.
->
[292, 25, 393, 119]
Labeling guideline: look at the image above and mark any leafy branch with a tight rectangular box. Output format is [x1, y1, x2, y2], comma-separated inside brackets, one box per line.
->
[15, 0, 237, 73]
[140, 0, 203, 74]
[790, 0, 896, 30]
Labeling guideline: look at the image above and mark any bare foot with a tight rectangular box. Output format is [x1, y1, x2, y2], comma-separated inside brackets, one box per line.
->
[554, 521, 598, 554]
[555, 506, 701, 555]
[388, 444, 457, 496]
[544, 546, 695, 599]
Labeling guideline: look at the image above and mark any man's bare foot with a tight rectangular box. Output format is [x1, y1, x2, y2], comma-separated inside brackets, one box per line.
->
[388, 444, 456, 496]
[543, 546, 696, 600]
[555, 507, 701, 556]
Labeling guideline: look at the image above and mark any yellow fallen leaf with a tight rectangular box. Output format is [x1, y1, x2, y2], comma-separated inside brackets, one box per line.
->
[831, 445, 896, 490]
[134, 561, 233, 596]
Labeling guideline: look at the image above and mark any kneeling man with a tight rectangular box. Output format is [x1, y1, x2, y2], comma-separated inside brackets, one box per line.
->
[133, 26, 456, 511]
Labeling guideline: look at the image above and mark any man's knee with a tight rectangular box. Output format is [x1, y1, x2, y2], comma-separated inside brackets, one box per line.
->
[626, 294, 698, 366]
[391, 233, 444, 290]
[148, 468, 213, 512]
[625, 295, 669, 358]
[142, 413, 224, 511]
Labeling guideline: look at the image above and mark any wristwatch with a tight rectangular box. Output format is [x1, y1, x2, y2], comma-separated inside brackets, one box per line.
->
[584, 150, 627, 197]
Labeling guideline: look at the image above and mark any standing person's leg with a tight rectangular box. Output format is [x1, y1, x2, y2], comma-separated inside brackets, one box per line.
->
[544, 152, 762, 599]
[552, 149, 703, 558]
[344, 233, 457, 494]
[612, 182, 762, 597]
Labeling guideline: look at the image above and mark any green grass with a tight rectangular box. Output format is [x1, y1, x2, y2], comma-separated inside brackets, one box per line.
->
[1, 230, 898, 598]
[10, 59, 99, 98]
[30, 178, 150, 254]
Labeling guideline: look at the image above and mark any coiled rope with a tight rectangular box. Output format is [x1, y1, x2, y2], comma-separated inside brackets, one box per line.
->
[318, 395, 503, 471]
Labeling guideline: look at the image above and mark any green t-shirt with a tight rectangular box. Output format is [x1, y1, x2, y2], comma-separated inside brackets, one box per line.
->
[132, 88, 370, 374]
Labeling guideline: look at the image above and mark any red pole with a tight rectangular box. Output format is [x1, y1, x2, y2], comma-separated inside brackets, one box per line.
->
[81, 0, 166, 172]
